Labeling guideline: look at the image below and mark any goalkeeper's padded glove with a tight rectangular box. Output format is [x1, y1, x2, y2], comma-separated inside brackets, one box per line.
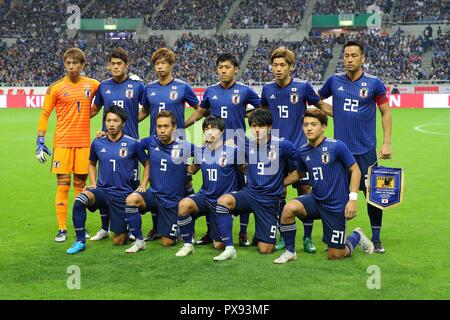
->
[129, 73, 143, 81]
[36, 136, 51, 164]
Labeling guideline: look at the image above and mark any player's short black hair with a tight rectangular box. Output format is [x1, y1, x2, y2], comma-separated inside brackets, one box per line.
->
[344, 40, 364, 55]
[202, 115, 225, 132]
[304, 108, 328, 126]
[104, 105, 128, 123]
[248, 108, 272, 127]
[216, 53, 239, 67]
[156, 109, 176, 126]
[109, 47, 129, 64]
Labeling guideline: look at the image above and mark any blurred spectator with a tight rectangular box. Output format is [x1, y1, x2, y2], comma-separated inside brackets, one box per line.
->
[83, 0, 159, 18]
[393, 0, 449, 23]
[391, 84, 400, 94]
[229, 0, 306, 29]
[430, 31, 449, 80]
[148, 0, 233, 30]
[313, 0, 392, 14]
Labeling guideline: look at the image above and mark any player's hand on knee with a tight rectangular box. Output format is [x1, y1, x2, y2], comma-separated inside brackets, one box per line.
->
[96, 130, 107, 138]
[344, 200, 357, 220]
[35, 136, 51, 164]
[84, 184, 96, 192]
[135, 185, 146, 193]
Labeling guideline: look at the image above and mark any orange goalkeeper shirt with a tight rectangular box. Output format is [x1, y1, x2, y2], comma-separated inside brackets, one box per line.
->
[37, 76, 99, 148]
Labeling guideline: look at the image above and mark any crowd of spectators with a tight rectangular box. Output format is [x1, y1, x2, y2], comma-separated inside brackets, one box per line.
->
[312, 0, 392, 14]
[0, 35, 165, 86]
[430, 31, 449, 80]
[229, 0, 306, 29]
[83, 0, 159, 19]
[241, 36, 335, 84]
[393, 0, 449, 23]
[148, 0, 233, 30]
[172, 33, 250, 85]
[0, 0, 90, 38]
[334, 30, 426, 81]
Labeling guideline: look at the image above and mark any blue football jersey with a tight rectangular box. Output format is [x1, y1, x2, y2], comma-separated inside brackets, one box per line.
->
[244, 137, 301, 200]
[261, 78, 320, 148]
[194, 144, 238, 202]
[318, 72, 388, 155]
[200, 81, 260, 140]
[94, 77, 145, 139]
[297, 138, 356, 211]
[89, 135, 148, 201]
[141, 79, 199, 137]
[140, 135, 194, 207]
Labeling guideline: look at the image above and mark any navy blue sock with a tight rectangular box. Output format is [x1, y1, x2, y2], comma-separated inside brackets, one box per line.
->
[205, 213, 211, 236]
[303, 219, 314, 239]
[72, 194, 88, 243]
[278, 199, 286, 239]
[239, 211, 249, 235]
[216, 204, 233, 247]
[125, 206, 143, 240]
[151, 212, 158, 231]
[177, 214, 194, 244]
[99, 208, 109, 231]
[345, 230, 361, 256]
[368, 203, 382, 241]
[279, 223, 296, 253]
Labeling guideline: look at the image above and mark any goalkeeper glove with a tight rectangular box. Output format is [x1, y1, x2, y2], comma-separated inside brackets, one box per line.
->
[36, 136, 51, 164]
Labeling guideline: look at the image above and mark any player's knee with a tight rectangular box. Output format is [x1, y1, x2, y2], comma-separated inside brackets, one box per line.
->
[258, 243, 274, 254]
[281, 202, 297, 220]
[178, 198, 194, 216]
[160, 237, 176, 247]
[74, 193, 90, 208]
[213, 241, 224, 250]
[217, 194, 234, 209]
[327, 248, 346, 260]
[126, 193, 142, 207]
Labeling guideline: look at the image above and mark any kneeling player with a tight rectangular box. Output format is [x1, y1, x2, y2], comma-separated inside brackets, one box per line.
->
[274, 109, 374, 263]
[66, 106, 149, 254]
[176, 116, 243, 256]
[124, 110, 194, 250]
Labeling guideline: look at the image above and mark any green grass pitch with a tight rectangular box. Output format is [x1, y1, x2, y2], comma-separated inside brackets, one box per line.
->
[0, 107, 449, 300]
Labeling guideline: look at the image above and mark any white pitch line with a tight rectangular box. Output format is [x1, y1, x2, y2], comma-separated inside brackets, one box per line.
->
[414, 123, 450, 137]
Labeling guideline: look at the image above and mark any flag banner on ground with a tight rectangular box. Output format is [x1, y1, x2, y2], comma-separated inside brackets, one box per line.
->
[367, 165, 405, 210]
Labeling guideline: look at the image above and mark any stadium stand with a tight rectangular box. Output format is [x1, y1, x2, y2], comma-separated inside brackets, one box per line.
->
[229, 0, 307, 29]
[147, 0, 234, 30]
[82, 0, 160, 19]
[430, 31, 449, 80]
[334, 30, 427, 81]
[172, 33, 250, 85]
[242, 36, 335, 84]
[312, 0, 393, 14]
[393, 0, 450, 23]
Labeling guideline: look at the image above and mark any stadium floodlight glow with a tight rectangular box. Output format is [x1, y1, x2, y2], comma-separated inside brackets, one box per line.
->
[104, 24, 117, 30]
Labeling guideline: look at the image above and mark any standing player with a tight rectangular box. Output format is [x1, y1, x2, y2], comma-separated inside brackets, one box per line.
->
[89, 48, 145, 241]
[36, 48, 99, 242]
[66, 106, 149, 254]
[261, 47, 332, 253]
[124, 110, 194, 249]
[176, 116, 242, 257]
[318, 40, 392, 253]
[214, 109, 301, 261]
[139, 47, 200, 241]
[274, 108, 374, 263]
[185, 53, 261, 247]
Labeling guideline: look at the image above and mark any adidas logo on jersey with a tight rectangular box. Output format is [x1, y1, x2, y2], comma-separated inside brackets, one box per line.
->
[270, 94, 276, 99]
[305, 156, 310, 161]
[151, 92, 156, 96]
[100, 148, 106, 153]
[212, 95, 218, 100]
[106, 90, 111, 94]
[155, 147, 160, 151]
[338, 86, 344, 91]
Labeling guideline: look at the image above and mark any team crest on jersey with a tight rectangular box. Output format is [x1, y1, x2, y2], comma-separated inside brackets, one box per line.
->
[218, 152, 227, 167]
[84, 88, 92, 99]
[170, 90, 178, 101]
[321, 151, 329, 164]
[119, 147, 128, 158]
[171, 145, 180, 158]
[360, 88, 369, 98]
[125, 89, 134, 99]
[268, 145, 277, 161]
[290, 93, 299, 104]
[53, 160, 60, 168]
[232, 94, 240, 105]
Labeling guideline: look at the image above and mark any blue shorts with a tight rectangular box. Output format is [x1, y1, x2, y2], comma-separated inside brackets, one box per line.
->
[294, 193, 347, 249]
[188, 193, 221, 241]
[354, 149, 377, 193]
[229, 189, 280, 244]
[87, 188, 128, 234]
[139, 190, 178, 239]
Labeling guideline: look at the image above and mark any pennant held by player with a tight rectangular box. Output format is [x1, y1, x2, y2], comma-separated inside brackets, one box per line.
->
[367, 165, 405, 210]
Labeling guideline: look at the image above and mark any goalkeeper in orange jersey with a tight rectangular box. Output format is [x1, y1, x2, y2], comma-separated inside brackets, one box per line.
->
[36, 48, 99, 242]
